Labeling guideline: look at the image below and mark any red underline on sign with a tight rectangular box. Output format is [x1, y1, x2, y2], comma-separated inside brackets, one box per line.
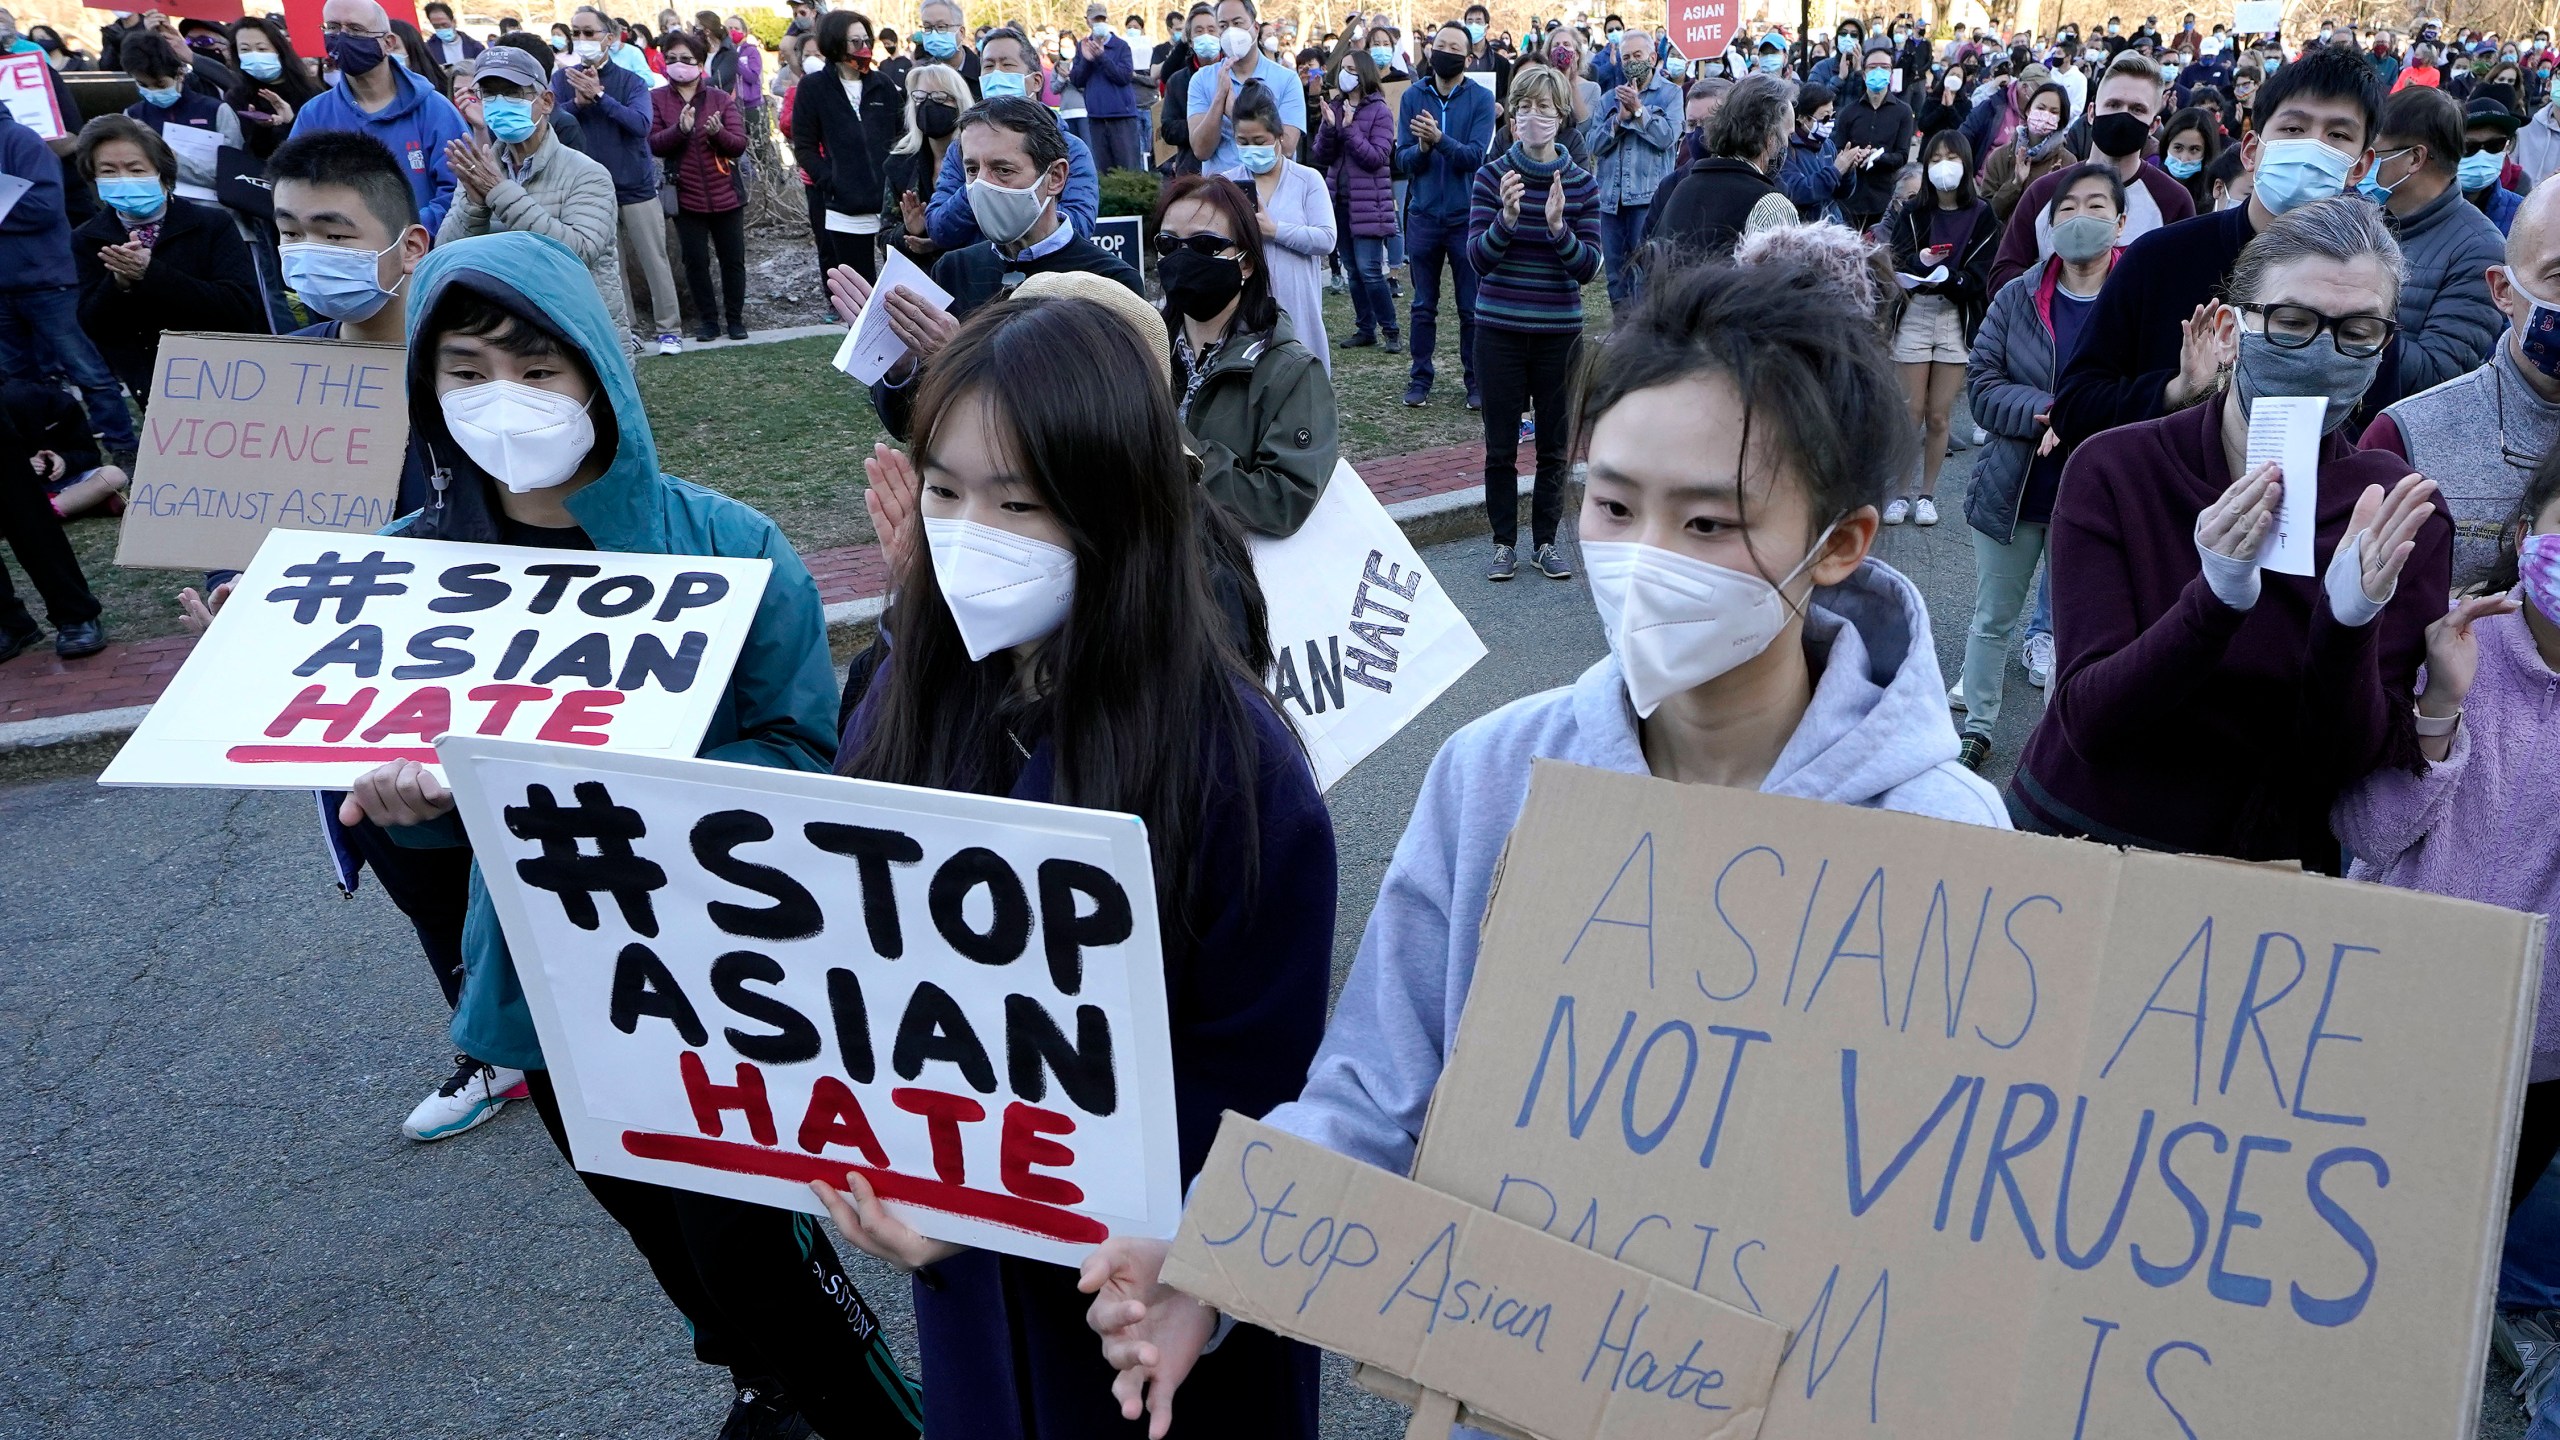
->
[225, 745, 442, 763]
[620, 1131, 1110, 1244]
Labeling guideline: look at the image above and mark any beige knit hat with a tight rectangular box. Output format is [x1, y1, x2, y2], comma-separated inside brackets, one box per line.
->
[1010, 270, 1172, 391]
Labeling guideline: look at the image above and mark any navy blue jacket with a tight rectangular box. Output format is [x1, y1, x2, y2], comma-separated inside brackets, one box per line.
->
[0, 109, 74, 292]
[1396, 72, 1496, 223]
[550, 58, 658, 205]
[1067, 31, 1141, 118]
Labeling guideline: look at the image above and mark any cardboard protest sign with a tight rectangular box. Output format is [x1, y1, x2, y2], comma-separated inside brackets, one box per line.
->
[440, 736, 1182, 1266]
[0, 51, 62, 139]
[1400, 761, 2543, 1438]
[1252, 461, 1486, 790]
[1166, 1114, 1790, 1440]
[100, 531, 770, 791]
[114, 334, 410, 572]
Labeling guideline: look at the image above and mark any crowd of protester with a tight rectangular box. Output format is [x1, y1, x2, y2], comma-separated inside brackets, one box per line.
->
[10, 2, 2560, 1436]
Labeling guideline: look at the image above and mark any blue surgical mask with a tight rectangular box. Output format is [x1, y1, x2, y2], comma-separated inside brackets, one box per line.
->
[2459, 149, 2504, 191]
[2355, 145, 2412, 204]
[2164, 155, 2201, 178]
[919, 26, 957, 57]
[1197, 33, 1223, 58]
[1756, 51, 1781, 72]
[434, 25, 457, 40]
[96, 177, 166, 219]
[1865, 65, 1890, 91]
[1465, 20, 1484, 41]
[136, 83, 183, 109]
[2253, 137, 2353, 214]
[482, 93, 539, 141]
[2262, 55, 2279, 72]
[978, 69, 1028, 98]
[550, 34, 567, 50]
[1238, 141, 1277, 171]
[1368, 43, 1393, 67]
[280, 237, 404, 321]
[238, 49, 283, 80]
[1661, 54, 1685, 78]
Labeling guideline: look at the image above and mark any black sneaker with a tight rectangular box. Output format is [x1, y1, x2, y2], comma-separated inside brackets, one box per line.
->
[53, 620, 105, 659]
[1487, 543, 1516, 581]
[1957, 733, 1992, 773]
[0, 625, 37, 664]
[1534, 543, 1570, 579]
[1344, 331, 1378, 348]
[1402, 379, 1430, 407]
[727, 323, 751, 340]
[1381, 330, 1401, 354]
[694, 326, 721, 343]
[1465, 388, 1483, 411]
[715, 1385, 815, 1440]
[2498, 1309, 2560, 1385]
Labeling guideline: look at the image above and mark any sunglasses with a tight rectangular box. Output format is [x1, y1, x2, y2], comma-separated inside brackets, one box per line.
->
[1153, 230, 1239, 256]
[2466, 135, 2512, 155]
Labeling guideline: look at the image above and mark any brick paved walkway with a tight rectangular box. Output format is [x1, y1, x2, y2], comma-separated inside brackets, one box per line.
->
[0, 439, 1522, 728]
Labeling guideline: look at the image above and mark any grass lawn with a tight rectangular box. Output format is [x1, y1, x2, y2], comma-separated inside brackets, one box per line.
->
[62, 273, 1612, 649]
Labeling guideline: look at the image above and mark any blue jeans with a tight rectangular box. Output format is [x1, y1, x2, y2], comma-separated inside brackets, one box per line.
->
[0, 285, 138, 452]
[1405, 208, 1477, 393]
[2024, 561, 2052, 646]
[1388, 178, 1407, 267]
[1599, 202, 1649, 306]
[1349, 234, 1396, 340]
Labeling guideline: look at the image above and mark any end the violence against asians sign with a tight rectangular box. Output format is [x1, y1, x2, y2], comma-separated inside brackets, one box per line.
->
[1370, 761, 2542, 1438]
[437, 737, 1183, 1266]
[101, 529, 770, 790]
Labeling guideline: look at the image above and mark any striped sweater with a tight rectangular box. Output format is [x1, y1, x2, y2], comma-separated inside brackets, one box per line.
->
[1465, 146, 1602, 335]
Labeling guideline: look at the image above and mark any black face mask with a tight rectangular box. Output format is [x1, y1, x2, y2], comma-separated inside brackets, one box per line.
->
[1428, 48, 1465, 80]
[1159, 246, 1245, 319]
[2090, 109, 2151, 156]
[918, 98, 957, 136]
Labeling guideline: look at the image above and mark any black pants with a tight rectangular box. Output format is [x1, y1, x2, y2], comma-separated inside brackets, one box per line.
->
[805, 186, 878, 289]
[0, 443, 101, 635]
[2516, 1079, 2560, 1213]
[523, 1070, 925, 1438]
[1477, 326, 1576, 549]
[334, 811, 474, 1008]
[676, 207, 749, 332]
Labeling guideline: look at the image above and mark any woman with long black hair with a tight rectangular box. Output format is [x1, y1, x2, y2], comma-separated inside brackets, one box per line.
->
[224, 17, 322, 158]
[810, 293, 1333, 1438]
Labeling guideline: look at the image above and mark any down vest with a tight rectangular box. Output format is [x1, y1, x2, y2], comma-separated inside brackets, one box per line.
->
[1312, 92, 1396, 238]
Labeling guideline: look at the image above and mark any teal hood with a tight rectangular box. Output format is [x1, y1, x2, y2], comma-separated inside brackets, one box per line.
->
[379, 231, 845, 1073]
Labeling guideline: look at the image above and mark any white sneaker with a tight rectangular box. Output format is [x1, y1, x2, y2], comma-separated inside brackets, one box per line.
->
[2023, 631, 2055, 689]
[656, 332, 683, 356]
[1971, 424, 1989, 446]
[1948, 681, 1967, 711]
[1913, 496, 1940, 526]
[403, 1054, 529, 1141]
[1882, 498, 1911, 525]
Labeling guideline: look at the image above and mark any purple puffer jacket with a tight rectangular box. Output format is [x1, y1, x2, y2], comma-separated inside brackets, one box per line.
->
[1312, 92, 1395, 238]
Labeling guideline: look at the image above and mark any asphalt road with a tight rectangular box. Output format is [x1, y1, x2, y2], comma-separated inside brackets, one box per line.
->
[3, 442, 2530, 1438]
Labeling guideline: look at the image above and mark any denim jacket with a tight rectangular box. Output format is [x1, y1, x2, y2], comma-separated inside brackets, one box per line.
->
[1579, 70, 1680, 212]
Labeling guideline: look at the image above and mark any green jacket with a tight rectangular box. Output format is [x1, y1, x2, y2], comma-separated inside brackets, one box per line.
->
[1181, 309, 1339, 538]
[387, 231, 839, 1073]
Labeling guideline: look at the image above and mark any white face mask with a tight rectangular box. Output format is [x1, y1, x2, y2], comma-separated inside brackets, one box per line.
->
[573, 37, 604, 60]
[1221, 23, 1254, 58]
[1583, 526, 1835, 718]
[925, 516, 1077, 660]
[1927, 157, 1964, 191]
[440, 379, 598, 493]
[802, 51, 825, 70]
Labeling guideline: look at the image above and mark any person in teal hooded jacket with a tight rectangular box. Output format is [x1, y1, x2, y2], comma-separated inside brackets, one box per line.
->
[334, 230, 926, 1440]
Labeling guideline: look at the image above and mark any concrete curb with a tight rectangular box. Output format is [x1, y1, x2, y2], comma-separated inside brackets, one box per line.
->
[0, 478, 1555, 779]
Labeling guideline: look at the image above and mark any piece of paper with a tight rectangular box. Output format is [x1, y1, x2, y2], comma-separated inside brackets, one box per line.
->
[822, 208, 876, 233]
[830, 247, 956, 387]
[1251, 462, 1486, 791]
[1408, 761, 2544, 1439]
[2232, 0, 2282, 33]
[99, 530, 772, 790]
[0, 51, 62, 140]
[0, 172, 30, 227]
[113, 334, 412, 572]
[161, 121, 222, 177]
[1164, 1115, 1790, 1440]
[441, 735, 1183, 1267]
[1463, 69, 1496, 94]
[2244, 394, 2324, 576]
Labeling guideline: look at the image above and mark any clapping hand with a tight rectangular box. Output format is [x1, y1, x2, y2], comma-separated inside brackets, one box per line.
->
[99, 240, 150, 285]
[1498, 167, 1524, 225]
[1543, 170, 1567, 235]
[1408, 108, 1441, 145]
[2338, 473, 2439, 606]
[2166, 300, 2230, 409]
[862, 442, 921, 581]
[446, 136, 504, 199]
[2418, 591, 2519, 727]
[2199, 461, 2281, 561]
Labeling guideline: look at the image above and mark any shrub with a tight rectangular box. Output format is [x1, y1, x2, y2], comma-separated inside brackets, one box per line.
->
[1098, 166, 1162, 221]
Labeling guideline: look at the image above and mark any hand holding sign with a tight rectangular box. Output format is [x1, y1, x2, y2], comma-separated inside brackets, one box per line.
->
[340, 757, 455, 828]
[810, 1171, 965, 1271]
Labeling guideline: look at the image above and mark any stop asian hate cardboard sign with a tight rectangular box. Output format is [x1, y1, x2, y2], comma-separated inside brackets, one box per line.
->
[440, 736, 1185, 1267]
[100, 529, 771, 791]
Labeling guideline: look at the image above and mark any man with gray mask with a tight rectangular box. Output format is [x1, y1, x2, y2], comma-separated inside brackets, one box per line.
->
[2362, 182, 2560, 590]
[828, 93, 1140, 439]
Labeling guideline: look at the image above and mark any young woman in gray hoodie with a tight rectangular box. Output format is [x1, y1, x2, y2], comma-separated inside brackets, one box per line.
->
[1076, 226, 2010, 1431]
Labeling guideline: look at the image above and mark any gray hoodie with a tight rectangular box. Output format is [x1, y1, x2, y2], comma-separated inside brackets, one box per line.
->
[1266, 557, 2007, 1180]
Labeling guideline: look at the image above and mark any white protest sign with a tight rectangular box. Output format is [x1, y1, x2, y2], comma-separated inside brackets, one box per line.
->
[439, 736, 1182, 1266]
[101, 530, 770, 790]
[2233, 0, 2283, 34]
[2245, 394, 2323, 577]
[0, 51, 62, 140]
[1398, 762, 2544, 1439]
[115, 334, 410, 572]
[1165, 1115, 1791, 1440]
[1251, 461, 1486, 790]
[832, 247, 956, 386]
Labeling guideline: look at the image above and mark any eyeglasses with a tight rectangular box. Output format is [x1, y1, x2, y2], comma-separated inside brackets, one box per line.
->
[321, 21, 392, 36]
[2233, 301, 2398, 358]
[2466, 135, 2512, 155]
[1152, 230, 1238, 256]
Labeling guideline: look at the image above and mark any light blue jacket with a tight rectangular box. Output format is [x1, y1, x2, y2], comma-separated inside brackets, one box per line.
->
[1580, 69, 1681, 212]
[1265, 559, 2007, 1178]
[384, 232, 839, 1072]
